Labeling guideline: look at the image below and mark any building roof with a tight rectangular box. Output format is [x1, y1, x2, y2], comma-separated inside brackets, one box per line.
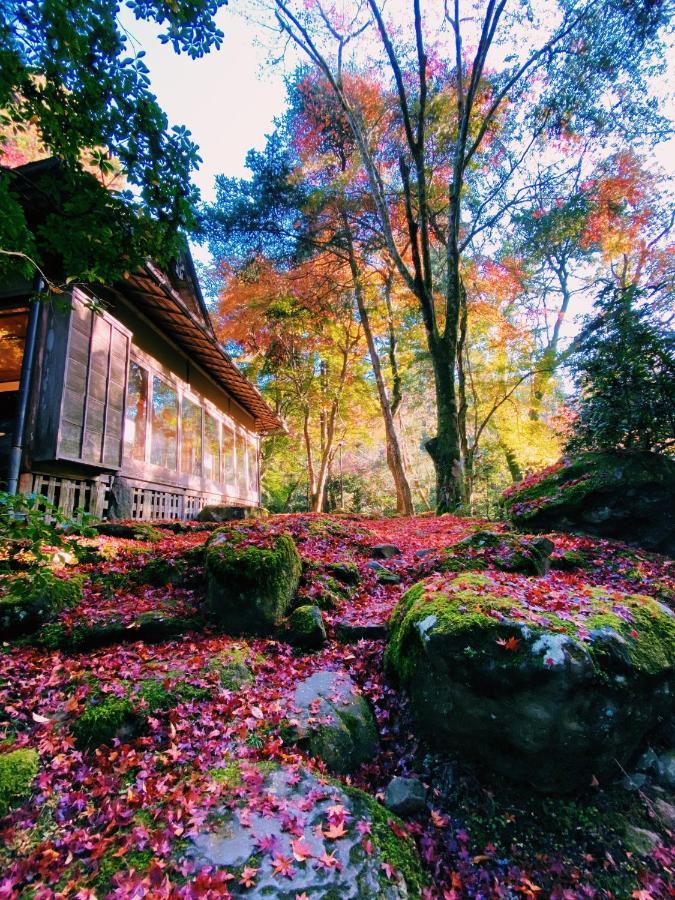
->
[3, 157, 284, 435]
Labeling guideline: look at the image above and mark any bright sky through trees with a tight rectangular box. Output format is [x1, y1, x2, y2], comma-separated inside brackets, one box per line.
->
[120, 2, 675, 206]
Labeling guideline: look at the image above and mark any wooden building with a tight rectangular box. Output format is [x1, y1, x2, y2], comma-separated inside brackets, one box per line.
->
[0, 160, 282, 520]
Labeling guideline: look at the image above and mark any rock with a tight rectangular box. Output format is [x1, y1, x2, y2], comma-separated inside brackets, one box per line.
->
[501, 451, 675, 556]
[334, 621, 388, 642]
[326, 561, 360, 585]
[204, 530, 301, 634]
[376, 569, 402, 585]
[0, 748, 39, 817]
[371, 544, 401, 560]
[384, 777, 427, 816]
[196, 505, 249, 523]
[179, 765, 425, 898]
[290, 670, 378, 774]
[95, 522, 163, 542]
[0, 573, 84, 638]
[440, 531, 554, 576]
[654, 750, 675, 788]
[385, 574, 675, 792]
[415, 548, 436, 558]
[654, 797, 675, 830]
[624, 825, 662, 857]
[287, 605, 326, 649]
[367, 561, 388, 572]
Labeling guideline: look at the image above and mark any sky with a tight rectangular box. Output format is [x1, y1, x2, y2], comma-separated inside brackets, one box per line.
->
[119, 8, 289, 204]
[120, 2, 675, 319]
[122, 4, 675, 205]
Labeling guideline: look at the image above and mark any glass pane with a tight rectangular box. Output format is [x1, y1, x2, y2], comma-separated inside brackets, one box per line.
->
[222, 425, 235, 484]
[181, 396, 202, 477]
[247, 440, 257, 492]
[150, 376, 178, 469]
[236, 430, 247, 493]
[124, 362, 148, 462]
[204, 413, 220, 481]
[0, 308, 28, 386]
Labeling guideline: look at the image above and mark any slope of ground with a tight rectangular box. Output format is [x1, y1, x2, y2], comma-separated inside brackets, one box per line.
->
[0, 513, 673, 898]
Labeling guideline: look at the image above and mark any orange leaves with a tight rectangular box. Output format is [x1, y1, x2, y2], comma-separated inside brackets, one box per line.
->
[496, 636, 521, 652]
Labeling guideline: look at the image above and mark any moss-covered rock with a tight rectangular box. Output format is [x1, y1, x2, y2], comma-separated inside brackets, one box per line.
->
[205, 530, 301, 634]
[326, 560, 360, 585]
[0, 748, 39, 817]
[95, 521, 164, 542]
[501, 451, 675, 556]
[35, 612, 200, 652]
[290, 670, 378, 774]
[205, 644, 256, 690]
[0, 572, 84, 638]
[385, 574, 675, 792]
[439, 531, 554, 576]
[287, 604, 326, 649]
[72, 696, 141, 750]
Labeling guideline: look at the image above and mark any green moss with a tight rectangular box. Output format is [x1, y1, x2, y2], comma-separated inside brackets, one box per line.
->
[0, 748, 39, 817]
[326, 561, 360, 585]
[96, 522, 164, 542]
[207, 645, 254, 690]
[502, 451, 675, 524]
[341, 783, 426, 897]
[72, 696, 139, 749]
[139, 677, 212, 713]
[287, 604, 326, 648]
[0, 571, 84, 638]
[208, 762, 243, 787]
[205, 531, 302, 631]
[134, 556, 187, 587]
[93, 848, 153, 891]
[387, 577, 675, 684]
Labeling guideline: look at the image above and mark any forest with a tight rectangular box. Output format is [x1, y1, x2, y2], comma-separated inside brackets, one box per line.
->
[0, 1, 674, 898]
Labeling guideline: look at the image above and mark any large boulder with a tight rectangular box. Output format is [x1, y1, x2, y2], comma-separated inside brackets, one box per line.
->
[385, 573, 675, 792]
[439, 531, 555, 576]
[289, 670, 378, 774]
[179, 765, 425, 898]
[205, 530, 301, 634]
[501, 451, 675, 556]
[0, 572, 83, 638]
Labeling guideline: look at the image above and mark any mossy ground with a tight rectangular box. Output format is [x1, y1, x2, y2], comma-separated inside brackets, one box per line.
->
[0, 748, 39, 817]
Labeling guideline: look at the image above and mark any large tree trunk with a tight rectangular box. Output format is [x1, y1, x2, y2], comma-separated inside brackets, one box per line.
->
[425, 333, 463, 513]
[344, 225, 414, 515]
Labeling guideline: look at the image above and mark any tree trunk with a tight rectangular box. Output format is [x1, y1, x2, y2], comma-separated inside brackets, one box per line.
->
[344, 224, 414, 515]
[425, 333, 463, 513]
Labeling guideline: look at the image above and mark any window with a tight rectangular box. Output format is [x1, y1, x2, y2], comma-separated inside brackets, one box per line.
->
[247, 440, 257, 492]
[124, 362, 148, 462]
[204, 412, 220, 482]
[222, 425, 235, 484]
[236, 430, 247, 492]
[150, 376, 178, 469]
[181, 396, 202, 477]
[0, 308, 27, 390]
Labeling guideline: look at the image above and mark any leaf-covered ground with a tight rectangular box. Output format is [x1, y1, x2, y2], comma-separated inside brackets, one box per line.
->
[1, 513, 673, 898]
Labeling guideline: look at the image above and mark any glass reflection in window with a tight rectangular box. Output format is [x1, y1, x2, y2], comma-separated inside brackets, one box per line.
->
[204, 412, 220, 481]
[124, 362, 148, 462]
[222, 425, 235, 484]
[181, 396, 202, 476]
[150, 376, 178, 469]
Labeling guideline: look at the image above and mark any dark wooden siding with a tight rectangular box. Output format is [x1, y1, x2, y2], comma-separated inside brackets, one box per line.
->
[33, 289, 131, 470]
